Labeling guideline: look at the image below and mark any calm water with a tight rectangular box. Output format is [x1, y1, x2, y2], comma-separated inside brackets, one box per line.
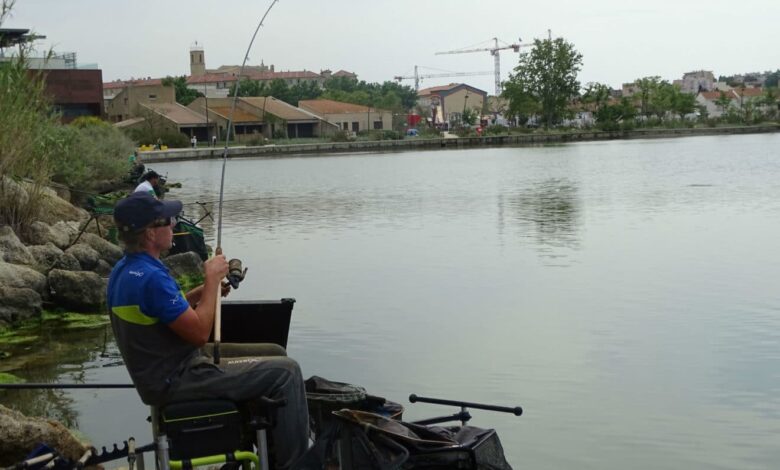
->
[4, 134, 780, 469]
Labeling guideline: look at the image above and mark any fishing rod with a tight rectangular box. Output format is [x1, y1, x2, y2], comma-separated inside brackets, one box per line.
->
[213, 0, 279, 365]
[0, 383, 134, 389]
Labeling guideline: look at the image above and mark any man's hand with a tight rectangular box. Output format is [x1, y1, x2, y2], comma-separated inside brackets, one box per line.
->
[204, 254, 229, 286]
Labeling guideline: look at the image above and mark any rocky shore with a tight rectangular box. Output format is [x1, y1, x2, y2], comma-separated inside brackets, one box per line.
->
[0, 177, 203, 328]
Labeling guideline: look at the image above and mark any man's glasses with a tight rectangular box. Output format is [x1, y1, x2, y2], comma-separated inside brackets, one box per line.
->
[150, 217, 174, 228]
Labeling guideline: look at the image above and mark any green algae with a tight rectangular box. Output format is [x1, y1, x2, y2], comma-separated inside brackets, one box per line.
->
[0, 372, 25, 384]
[176, 273, 204, 293]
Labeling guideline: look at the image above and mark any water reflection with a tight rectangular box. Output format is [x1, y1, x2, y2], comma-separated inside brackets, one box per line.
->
[499, 178, 581, 258]
[0, 322, 114, 429]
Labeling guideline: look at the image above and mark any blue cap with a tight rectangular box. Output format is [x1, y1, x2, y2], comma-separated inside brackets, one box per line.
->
[114, 192, 182, 232]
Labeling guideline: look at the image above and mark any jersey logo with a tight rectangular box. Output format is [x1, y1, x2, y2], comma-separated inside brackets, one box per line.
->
[170, 297, 179, 304]
[129, 270, 144, 277]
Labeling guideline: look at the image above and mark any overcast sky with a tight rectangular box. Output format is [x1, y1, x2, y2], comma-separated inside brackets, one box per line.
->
[4, 0, 779, 94]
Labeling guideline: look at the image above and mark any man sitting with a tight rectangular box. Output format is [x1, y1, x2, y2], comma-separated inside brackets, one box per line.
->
[106, 192, 309, 469]
[134, 171, 160, 198]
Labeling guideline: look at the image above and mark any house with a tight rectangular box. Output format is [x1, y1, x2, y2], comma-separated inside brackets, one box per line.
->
[104, 79, 172, 122]
[297, 99, 392, 133]
[680, 71, 716, 94]
[417, 83, 487, 127]
[1, 28, 103, 123]
[184, 46, 356, 97]
[696, 87, 766, 118]
[39, 69, 104, 123]
[117, 102, 214, 142]
[188, 96, 333, 140]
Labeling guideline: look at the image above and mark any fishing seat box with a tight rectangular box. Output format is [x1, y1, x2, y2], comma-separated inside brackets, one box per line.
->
[161, 399, 243, 460]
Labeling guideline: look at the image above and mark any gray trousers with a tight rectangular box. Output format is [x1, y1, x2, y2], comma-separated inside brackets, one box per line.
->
[165, 343, 309, 470]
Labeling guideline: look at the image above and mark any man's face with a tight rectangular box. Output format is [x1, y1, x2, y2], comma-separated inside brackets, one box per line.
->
[147, 217, 175, 251]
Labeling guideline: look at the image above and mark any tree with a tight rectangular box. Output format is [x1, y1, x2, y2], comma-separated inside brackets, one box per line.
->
[161, 76, 202, 106]
[503, 37, 583, 128]
[227, 78, 268, 97]
[581, 82, 612, 112]
[715, 91, 732, 116]
[765, 70, 780, 88]
[669, 86, 697, 120]
[634, 76, 662, 117]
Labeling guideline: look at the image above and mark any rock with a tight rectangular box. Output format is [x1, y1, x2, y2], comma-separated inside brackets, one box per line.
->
[33, 187, 89, 226]
[0, 177, 29, 208]
[27, 243, 64, 274]
[0, 286, 42, 326]
[47, 269, 106, 312]
[0, 262, 47, 296]
[94, 259, 112, 277]
[27, 221, 70, 249]
[52, 253, 81, 272]
[64, 244, 100, 271]
[51, 221, 81, 247]
[0, 226, 35, 267]
[80, 233, 122, 265]
[163, 252, 204, 279]
[0, 404, 89, 467]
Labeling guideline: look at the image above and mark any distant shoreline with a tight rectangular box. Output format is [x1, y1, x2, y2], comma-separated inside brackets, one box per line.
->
[140, 124, 780, 163]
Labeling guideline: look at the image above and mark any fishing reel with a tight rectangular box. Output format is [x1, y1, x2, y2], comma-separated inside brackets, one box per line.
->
[226, 258, 248, 289]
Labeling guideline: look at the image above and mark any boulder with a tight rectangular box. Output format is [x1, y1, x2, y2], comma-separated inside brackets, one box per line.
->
[0, 286, 42, 326]
[33, 187, 89, 226]
[64, 244, 100, 271]
[27, 221, 70, 250]
[51, 221, 81, 247]
[0, 226, 35, 267]
[0, 404, 89, 467]
[163, 252, 204, 279]
[47, 269, 106, 312]
[52, 253, 81, 272]
[94, 259, 113, 277]
[27, 243, 64, 274]
[0, 261, 47, 296]
[80, 233, 122, 265]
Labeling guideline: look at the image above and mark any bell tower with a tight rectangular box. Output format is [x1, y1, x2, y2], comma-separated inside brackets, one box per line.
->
[189, 42, 205, 76]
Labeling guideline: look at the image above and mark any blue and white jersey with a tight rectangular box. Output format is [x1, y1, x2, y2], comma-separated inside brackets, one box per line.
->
[107, 252, 197, 405]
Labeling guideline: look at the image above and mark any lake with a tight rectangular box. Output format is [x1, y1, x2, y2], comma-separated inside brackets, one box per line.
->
[3, 133, 780, 469]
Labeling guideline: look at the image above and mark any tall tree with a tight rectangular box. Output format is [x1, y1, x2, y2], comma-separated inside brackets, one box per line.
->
[669, 87, 697, 119]
[503, 37, 583, 128]
[634, 76, 662, 117]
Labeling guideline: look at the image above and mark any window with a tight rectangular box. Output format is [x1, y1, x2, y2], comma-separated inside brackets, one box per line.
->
[373, 121, 383, 130]
[342, 122, 349, 130]
[352, 122, 359, 132]
[148, 94, 157, 100]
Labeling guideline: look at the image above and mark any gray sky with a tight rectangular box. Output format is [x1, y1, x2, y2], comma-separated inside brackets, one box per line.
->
[5, 0, 779, 94]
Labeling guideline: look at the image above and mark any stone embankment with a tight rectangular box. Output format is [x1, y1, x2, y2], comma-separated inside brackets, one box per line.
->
[141, 124, 780, 163]
[0, 178, 203, 328]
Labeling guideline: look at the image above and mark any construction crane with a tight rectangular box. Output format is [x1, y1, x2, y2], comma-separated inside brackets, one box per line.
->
[436, 37, 530, 95]
[394, 65, 494, 92]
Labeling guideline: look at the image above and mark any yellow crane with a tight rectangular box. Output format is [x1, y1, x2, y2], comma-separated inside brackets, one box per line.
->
[435, 37, 531, 95]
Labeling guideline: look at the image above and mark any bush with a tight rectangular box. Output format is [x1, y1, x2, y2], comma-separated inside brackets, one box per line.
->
[454, 127, 476, 138]
[330, 130, 353, 142]
[0, 57, 64, 232]
[484, 125, 509, 135]
[272, 129, 287, 139]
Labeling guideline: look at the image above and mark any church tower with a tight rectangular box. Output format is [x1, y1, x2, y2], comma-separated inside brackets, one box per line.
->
[190, 42, 205, 76]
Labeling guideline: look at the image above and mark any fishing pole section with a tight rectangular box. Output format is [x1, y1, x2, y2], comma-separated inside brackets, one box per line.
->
[211, 0, 279, 365]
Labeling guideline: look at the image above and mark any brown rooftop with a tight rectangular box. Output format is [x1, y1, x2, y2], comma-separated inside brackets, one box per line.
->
[141, 102, 209, 125]
[298, 99, 386, 115]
